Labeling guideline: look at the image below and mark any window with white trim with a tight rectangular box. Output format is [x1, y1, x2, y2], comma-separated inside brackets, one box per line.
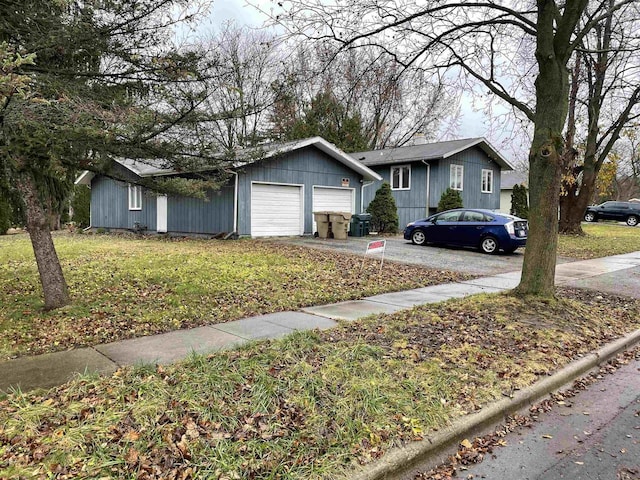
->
[481, 169, 494, 193]
[450, 164, 463, 191]
[128, 184, 142, 210]
[391, 165, 411, 190]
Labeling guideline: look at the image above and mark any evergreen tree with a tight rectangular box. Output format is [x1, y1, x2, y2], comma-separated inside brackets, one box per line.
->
[274, 90, 371, 153]
[0, 196, 10, 234]
[437, 188, 463, 212]
[70, 185, 91, 228]
[366, 182, 399, 233]
[510, 184, 529, 219]
[1, 0, 218, 309]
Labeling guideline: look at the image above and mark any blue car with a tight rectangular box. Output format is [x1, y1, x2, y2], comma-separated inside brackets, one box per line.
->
[404, 208, 528, 254]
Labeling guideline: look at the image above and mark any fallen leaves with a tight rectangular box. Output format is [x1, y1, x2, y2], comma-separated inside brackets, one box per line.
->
[0, 235, 469, 359]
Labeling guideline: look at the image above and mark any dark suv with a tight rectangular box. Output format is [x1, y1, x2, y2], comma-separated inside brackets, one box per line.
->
[584, 201, 640, 226]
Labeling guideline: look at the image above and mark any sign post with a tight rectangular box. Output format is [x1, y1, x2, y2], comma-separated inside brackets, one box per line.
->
[362, 239, 386, 274]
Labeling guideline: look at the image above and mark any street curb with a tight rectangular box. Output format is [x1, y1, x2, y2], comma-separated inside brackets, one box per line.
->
[349, 328, 640, 480]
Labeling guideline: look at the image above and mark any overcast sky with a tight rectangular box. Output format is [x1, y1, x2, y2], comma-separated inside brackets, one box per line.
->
[198, 0, 526, 166]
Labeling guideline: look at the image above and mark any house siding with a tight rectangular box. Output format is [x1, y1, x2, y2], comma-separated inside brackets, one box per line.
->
[91, 176, 158, 231]
[361, 146, 503, 229]
[90, 175, 235, 235]
[362, 162, 429, 229]
[237, 146, 363, 236]
[167, 185, 234, 234]
[432, 147, 501, 210]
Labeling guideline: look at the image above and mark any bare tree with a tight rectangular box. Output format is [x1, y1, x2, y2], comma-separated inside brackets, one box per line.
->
[267, 0, 640, 297]
[269, 43, 456, 149]
[197, 24, 282, 149]
[559, 0, 640, 234]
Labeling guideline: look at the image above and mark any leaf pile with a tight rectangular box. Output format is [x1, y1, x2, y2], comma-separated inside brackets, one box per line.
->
[1, 289, 640, 479]
[0, 233, 469, 359]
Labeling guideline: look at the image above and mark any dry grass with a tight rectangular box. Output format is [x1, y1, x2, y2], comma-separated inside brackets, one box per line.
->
[1, 289, 639, 479]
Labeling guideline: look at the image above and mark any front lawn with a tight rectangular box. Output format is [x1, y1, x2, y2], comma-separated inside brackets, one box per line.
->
[0, 233, 469, 359]
[558, 223, 640, 259]
[1, 289, 638, 479]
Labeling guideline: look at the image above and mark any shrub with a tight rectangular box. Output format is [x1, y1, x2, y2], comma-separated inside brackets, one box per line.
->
[366, 182, 399, 233]
[510, 184, 529, 219]
[0, 197, 10, 234]
[437, 187, 463, 212]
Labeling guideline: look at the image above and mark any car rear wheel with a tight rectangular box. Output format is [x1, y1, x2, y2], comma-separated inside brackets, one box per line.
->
[627, 215, 639, 227]
[411, 229, 427, 246]
[480, 235, 499, 254]
[584, 212, 596, 222]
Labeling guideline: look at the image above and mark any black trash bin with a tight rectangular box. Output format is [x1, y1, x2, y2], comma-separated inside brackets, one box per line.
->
[349, 213, 372, 237]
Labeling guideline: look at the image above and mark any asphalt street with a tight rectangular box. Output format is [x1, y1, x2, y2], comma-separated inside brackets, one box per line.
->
[445, 355, 640, 480]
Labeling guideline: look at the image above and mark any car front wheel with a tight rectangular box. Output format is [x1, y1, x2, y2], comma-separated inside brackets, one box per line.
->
[627, 215, 639, 227]
[584, 212, 596, 222]
[411, 229, 427, 246]
[480, 235, 499, 254]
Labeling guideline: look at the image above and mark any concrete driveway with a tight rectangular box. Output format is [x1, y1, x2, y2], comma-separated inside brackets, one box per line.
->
[274, 235, 575, 276]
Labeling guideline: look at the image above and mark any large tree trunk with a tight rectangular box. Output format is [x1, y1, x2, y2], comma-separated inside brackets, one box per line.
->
[16, 173, 70, 310]
[514, 0, 579, 298]
[559, 168, 598, 234]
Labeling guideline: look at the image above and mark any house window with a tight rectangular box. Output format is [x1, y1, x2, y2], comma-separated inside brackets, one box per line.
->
[391, 165, 411, 190]
[450, 164, 463, 191]
[481, 169, 493, 193]
[128, 184, 142, 210]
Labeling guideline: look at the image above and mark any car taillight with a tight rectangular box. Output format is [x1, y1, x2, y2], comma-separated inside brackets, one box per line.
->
[505, 221, 515, 235]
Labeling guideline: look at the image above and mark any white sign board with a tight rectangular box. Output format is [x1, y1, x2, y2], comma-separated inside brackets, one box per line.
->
[365, 239, 386, 255]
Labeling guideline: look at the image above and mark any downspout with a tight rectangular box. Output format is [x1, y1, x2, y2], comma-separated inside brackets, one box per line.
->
[223, 169, 239, 237]
[361, 180, 374, 212]
[422, 160, 431, 216]
[232, 171, 238, 234]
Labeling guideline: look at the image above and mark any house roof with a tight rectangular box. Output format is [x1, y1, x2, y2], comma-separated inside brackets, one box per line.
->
[500, 170, 529, 190]
[351, 138, 514, 170]
[75, 136, 382, 185]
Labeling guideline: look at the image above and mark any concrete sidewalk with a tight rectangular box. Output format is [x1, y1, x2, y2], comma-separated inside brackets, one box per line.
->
[2, 251, 640, 394]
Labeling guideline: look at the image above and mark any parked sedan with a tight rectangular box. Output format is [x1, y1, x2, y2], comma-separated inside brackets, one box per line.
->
[583, 201, 640, 226]
[404, 208, 528, 254]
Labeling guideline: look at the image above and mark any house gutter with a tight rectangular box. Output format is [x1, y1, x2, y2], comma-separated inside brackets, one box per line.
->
[222, 169, 239, 236]
[422, 160, 431, 216]
[361, 180, 375, 212]
[232, 171, 239, 234]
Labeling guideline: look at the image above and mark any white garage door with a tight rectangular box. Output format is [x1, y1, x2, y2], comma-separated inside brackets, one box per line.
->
[313, 187, 354, 231]
[251, 183, 303, 237]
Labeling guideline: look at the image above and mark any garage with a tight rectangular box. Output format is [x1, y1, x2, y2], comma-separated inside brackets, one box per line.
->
[251, 183, 303, 237]
[312, 186, 355, 232]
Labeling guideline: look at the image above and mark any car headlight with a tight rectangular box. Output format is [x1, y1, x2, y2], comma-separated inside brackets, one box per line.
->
[406, 222, 414, 227]
[505, 221, 515, 235]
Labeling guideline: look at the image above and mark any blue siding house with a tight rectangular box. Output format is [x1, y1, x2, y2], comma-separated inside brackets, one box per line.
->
[76, 137, 381, 237]
[353, 138, 514, 229]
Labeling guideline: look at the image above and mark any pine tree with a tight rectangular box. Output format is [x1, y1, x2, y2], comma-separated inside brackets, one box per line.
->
[0, 197, 10, 234]
[510, 184, 529, 219]
[366, 182, 399, 233]
[437, 188, 463, 212]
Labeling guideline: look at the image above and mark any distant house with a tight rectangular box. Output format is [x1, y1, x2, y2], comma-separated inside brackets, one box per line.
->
[499, 170, 529, 213]
[75, 137, 381, 238]
[352, 138, 514, 228]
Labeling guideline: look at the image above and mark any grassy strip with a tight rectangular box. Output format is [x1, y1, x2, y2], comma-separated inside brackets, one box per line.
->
[558, 223, 640, 259]
[1, 289, 639, 479]
[0, 233, 468, 359]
